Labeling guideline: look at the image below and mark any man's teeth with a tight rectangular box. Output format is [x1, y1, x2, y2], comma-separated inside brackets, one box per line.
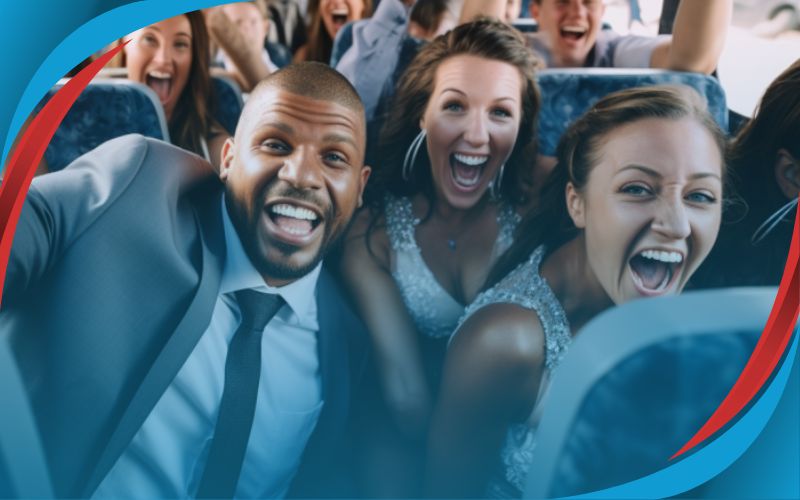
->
[639, 249, 683, 264]
[148, 71, 172, 79]
[561, 26, 587, 34]
[270, 204, 318, 221]
[453, 153, 489, 166]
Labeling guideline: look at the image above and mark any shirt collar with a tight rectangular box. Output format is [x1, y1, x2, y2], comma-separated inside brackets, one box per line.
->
[219, 195, 321, 320]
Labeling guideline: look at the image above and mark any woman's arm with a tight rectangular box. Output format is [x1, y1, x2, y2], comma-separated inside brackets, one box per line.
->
[426, 303, 545, 497]
[338, 209, 434, 437]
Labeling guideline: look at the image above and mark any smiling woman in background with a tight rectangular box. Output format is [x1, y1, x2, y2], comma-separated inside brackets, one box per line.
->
[426, 85, 727, 498]
[294, 0, 372, 63]
[124, 11, 229, 167]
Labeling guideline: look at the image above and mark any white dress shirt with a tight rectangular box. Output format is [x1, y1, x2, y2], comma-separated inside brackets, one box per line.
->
[94, 196, 323, 499]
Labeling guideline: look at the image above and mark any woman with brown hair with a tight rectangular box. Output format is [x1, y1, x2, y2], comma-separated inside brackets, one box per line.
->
[427, 85, 727, 498]
[294, 0, 371, 63]
[338, 18, 540, 495]
[692, 58, 800, 288]
[124, 11, 229, 167]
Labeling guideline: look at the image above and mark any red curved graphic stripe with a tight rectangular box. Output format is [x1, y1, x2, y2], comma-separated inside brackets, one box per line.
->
[672, 198, 800, 459]
[0, 43, 126, 309]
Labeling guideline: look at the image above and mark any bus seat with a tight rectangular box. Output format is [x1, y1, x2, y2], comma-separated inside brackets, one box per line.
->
[537, 69, 729, 156]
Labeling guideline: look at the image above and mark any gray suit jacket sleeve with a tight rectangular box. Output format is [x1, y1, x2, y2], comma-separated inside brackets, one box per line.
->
[3, 134, 211, 308]
[3, 136, 148, 307]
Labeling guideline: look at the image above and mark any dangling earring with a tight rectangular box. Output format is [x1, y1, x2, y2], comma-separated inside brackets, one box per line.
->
[402, 129, 427, 181]
[490, 163, 506, 199]
[751, 196, 799, 245]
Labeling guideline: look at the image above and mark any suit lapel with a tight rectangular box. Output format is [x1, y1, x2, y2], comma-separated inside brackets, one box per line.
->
[84, 187, 226, 496]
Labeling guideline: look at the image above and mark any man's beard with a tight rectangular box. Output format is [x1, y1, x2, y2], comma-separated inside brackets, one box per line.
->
[256, 226, 330, 281]
[225, 182, 340, 283]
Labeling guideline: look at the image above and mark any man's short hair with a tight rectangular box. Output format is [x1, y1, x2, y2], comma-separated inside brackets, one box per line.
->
[238, 62, 366, 136]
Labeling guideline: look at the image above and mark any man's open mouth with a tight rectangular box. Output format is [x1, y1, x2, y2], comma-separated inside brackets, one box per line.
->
[559, 25, 587, 42]
[449, 152, 489, 192]
[628, 248, 684, 295]
[146, 70, 172, 103]
[266, 202, 323, 241]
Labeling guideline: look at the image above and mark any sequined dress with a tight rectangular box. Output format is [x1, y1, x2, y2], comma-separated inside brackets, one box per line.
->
[455, 245, 573, 498]
[384, 194, 520, 339]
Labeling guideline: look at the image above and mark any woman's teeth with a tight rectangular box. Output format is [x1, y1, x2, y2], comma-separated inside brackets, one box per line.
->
[450, 153, 489, 188]
[453, 153, 489, 166]
[639, 249, 683, 264]
[629, 250, 683, 292]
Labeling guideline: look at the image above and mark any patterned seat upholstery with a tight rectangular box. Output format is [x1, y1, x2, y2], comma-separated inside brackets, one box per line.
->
[537, 69, 729, 156]
[549, 332, 756, 497]
[41, 79, 168, 172]
[211, 75, 243, 137]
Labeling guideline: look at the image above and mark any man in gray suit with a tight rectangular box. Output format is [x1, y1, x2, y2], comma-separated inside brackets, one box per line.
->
[1, 62, 371, 498]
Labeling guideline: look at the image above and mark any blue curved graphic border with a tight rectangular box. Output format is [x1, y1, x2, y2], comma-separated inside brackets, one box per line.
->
[569, 332, 798, 499]
[0, 1, 797, 497]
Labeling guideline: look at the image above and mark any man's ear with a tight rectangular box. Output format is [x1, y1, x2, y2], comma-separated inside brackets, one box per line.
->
[357, 165, 372, 208]
[219, 137, 236, 181]
[530, 0, 540, 20]
[775, 148, 800, 199]
[566, 181, 586, 228]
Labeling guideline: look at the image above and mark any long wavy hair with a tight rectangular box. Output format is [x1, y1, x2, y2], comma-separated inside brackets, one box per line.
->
[728, 58, 800, 224]
[692, 58, 800, 287]
[366, 17, 541, 210]
[486, 85, 728, 288]
[168, 11, 218, 157]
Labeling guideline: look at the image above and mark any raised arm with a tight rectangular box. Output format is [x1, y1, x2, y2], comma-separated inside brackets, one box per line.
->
[338, 209, 433, 436]
[205, 7, 272, 92]
[650, 0, 732, 74]
[3, 136, 154, 310]
[459, 0, 507, 24]
[426, 303, 545, 497]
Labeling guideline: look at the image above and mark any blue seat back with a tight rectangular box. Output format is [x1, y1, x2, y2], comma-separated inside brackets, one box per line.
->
[211, 75, 243, 136]
[42, 79, 169, 172]
[537, 69, 729, 156]
[523, 287, 785, 498]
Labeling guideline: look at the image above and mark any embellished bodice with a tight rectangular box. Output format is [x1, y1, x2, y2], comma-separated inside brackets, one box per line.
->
[456, 246, 572, 497]
[384, 194, 520, 339]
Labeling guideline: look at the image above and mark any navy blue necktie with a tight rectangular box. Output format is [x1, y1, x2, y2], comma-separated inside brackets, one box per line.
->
[196, 290, 284, 498]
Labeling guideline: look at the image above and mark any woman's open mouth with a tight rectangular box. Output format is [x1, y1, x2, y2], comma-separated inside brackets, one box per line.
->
[449, 153, 489, 192]
[145, 70, 173, 104]
[628, 249, 684, 296]
[331, 9, 350, 31]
